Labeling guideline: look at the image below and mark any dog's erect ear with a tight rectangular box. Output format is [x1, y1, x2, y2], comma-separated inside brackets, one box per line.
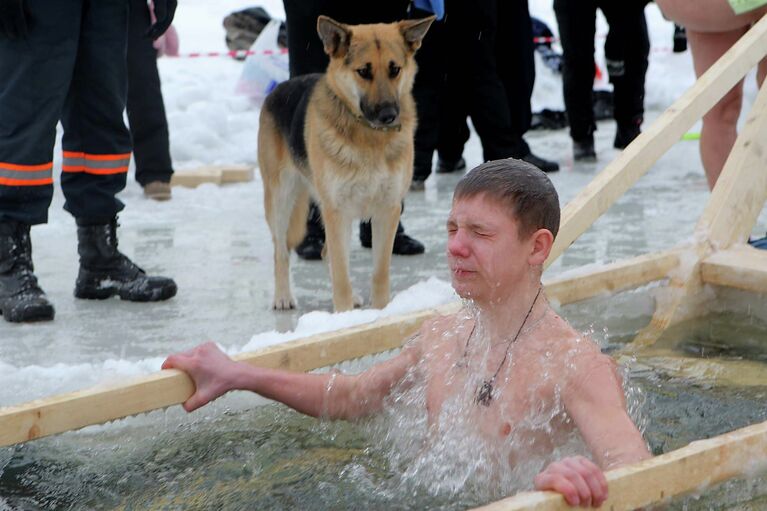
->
[399, 16, 436, 53]
[317, 16, 352, 58]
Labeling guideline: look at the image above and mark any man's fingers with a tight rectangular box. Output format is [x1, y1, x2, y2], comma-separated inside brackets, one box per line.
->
[552, 459, 591, 507]
[535, 472, 580, 506]
[161, 354, 181, 370]
[183, 392, 207, 413]
[574, 457, 608, 506]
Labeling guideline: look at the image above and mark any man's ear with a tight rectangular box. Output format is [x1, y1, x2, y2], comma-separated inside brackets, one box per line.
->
[317, 16, 351, 58]
[399, 15, 436, 52]
[528, 229, 554, 267]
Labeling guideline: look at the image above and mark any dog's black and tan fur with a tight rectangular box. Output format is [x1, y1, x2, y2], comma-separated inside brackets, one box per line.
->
[258, 15, 434, 311]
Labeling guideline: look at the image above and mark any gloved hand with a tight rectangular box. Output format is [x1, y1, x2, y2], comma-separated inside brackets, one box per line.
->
[147, 0, 177, 40]
[0, 0, 29, 40]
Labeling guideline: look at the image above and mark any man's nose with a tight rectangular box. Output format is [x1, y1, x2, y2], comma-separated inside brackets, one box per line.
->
[447, 231, 469, 257]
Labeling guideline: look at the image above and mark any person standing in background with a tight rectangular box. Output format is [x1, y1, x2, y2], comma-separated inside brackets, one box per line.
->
[654, 0, 767, 249]
[413, 0, 559, 190]
[0, 0, 178, 323]
[554, 0, 650, 161]
[127, 0, 177, 201]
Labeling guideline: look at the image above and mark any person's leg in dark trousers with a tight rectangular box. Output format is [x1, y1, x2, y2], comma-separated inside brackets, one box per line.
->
[127, 0, 174, 200]
[60, 0, 132, 225]
[411, 8, 450, 186]
[554, 0, 598, 160]
[495, 0, 559, 171]
[449, 0, 517, 163]
[434, 0, 471, 176]
[61, 0, 177, 303]
[282, 0, 423, 259]
[0, 0, 80, 321]
[281, 0, 328, 259]
[435, 113, 470, 174]
[600, 0, 650, 149]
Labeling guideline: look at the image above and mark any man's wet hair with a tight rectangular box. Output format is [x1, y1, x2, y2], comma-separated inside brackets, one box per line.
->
[453, 158, 560, 239]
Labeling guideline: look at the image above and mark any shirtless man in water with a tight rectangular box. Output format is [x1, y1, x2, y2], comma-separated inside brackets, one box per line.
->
[163, 159, 651, 507]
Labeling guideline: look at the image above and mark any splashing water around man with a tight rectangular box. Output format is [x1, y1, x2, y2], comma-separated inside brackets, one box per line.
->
[163, 158, 651, 508]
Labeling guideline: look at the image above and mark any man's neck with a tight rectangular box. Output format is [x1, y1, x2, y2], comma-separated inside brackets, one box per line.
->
[474, 280, 546, 342]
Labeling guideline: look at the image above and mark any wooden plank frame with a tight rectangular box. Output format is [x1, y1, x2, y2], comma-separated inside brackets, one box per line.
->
[472, 418, 767, 511]
[701, 244, 767, 293]
[170, 164, 254, 188]
[0, 251, 684, 449]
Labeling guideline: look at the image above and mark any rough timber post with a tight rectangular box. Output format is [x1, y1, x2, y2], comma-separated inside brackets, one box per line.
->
[631, 77, 767, 348]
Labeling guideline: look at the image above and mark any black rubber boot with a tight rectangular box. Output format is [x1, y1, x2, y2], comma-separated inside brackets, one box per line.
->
[435, 157, 467, 174]
[614, 119, 642, 149]
[74, 219, 177, 302]
[359, 221, 425, 255]
[0, 221, 55, 322]
[295, 233, 324, 261]
[295, 203, 325, 261]
[521, 152, 560, 173]
[573, 136, 597, 161]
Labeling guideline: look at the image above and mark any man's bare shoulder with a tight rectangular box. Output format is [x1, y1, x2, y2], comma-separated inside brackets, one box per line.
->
[533, 312, 613, 372]
[417, 308, 473, 339]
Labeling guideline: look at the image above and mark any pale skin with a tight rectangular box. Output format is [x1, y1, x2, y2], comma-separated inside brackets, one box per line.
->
[163, 193, 651, 508]
[655, 0, 767, 189]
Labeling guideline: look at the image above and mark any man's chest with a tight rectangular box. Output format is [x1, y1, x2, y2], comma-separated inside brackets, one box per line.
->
[420, 348, 562, 441]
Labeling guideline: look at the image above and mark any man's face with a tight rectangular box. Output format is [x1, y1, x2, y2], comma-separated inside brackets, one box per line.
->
[446, 194, 534, 304]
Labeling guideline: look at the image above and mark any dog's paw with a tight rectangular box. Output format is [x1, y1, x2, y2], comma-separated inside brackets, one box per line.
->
[353, 293, 364, 309]
[273, 296, 296, 310]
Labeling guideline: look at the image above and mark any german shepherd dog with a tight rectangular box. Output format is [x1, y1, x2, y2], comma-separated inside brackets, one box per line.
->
[258, 15, 434, 312]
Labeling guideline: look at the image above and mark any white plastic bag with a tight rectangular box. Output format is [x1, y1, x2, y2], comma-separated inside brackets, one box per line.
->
[236, 19, 289, 106]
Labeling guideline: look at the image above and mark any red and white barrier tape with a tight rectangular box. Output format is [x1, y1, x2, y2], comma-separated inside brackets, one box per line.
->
[170, 36, 678, 59]
[169, 48, 288, 59]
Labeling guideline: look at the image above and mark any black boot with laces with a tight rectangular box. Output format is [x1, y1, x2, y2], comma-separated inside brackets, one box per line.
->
[74, 218, 177, 302]
[0, 221, 55, 322]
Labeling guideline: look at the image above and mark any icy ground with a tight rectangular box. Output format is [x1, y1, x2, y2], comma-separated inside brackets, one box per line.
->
[0, 0, 765, 411]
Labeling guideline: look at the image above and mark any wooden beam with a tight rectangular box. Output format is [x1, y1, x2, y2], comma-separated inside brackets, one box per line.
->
[472, 418, 767, 511]
[701, 244, 767, 293]
[624, 349, 767, 387]
[0, 302, 459, 447]
[545, 14, 767, 269]
[543, 249, 680, 305]
[631, 76, 767, 349]
[170, 164, 254, 188]
[0, 249, 689, 449]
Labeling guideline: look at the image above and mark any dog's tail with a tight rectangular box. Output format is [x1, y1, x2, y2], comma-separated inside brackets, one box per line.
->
[287, 188, 309, 249]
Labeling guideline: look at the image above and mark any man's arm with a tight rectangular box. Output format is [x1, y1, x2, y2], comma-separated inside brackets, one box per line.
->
[162, 337, 421, 420]
[533, 349, 651, 508]
[564, 352, 652, 469]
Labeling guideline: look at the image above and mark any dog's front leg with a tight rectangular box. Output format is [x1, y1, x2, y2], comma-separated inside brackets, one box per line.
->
[370, 204, 401, 309]
[322, 207, 356, 312]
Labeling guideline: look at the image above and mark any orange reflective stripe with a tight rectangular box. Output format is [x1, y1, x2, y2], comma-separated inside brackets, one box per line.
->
[0, 161, 54, 186]
[73, 166, 130, 175]
[0, 177, 53, 186]
[62, 165, 130, 175]
[61, 151, 131, 175]
[0, 162, 53, 172]
[62, 151, 131, 161]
